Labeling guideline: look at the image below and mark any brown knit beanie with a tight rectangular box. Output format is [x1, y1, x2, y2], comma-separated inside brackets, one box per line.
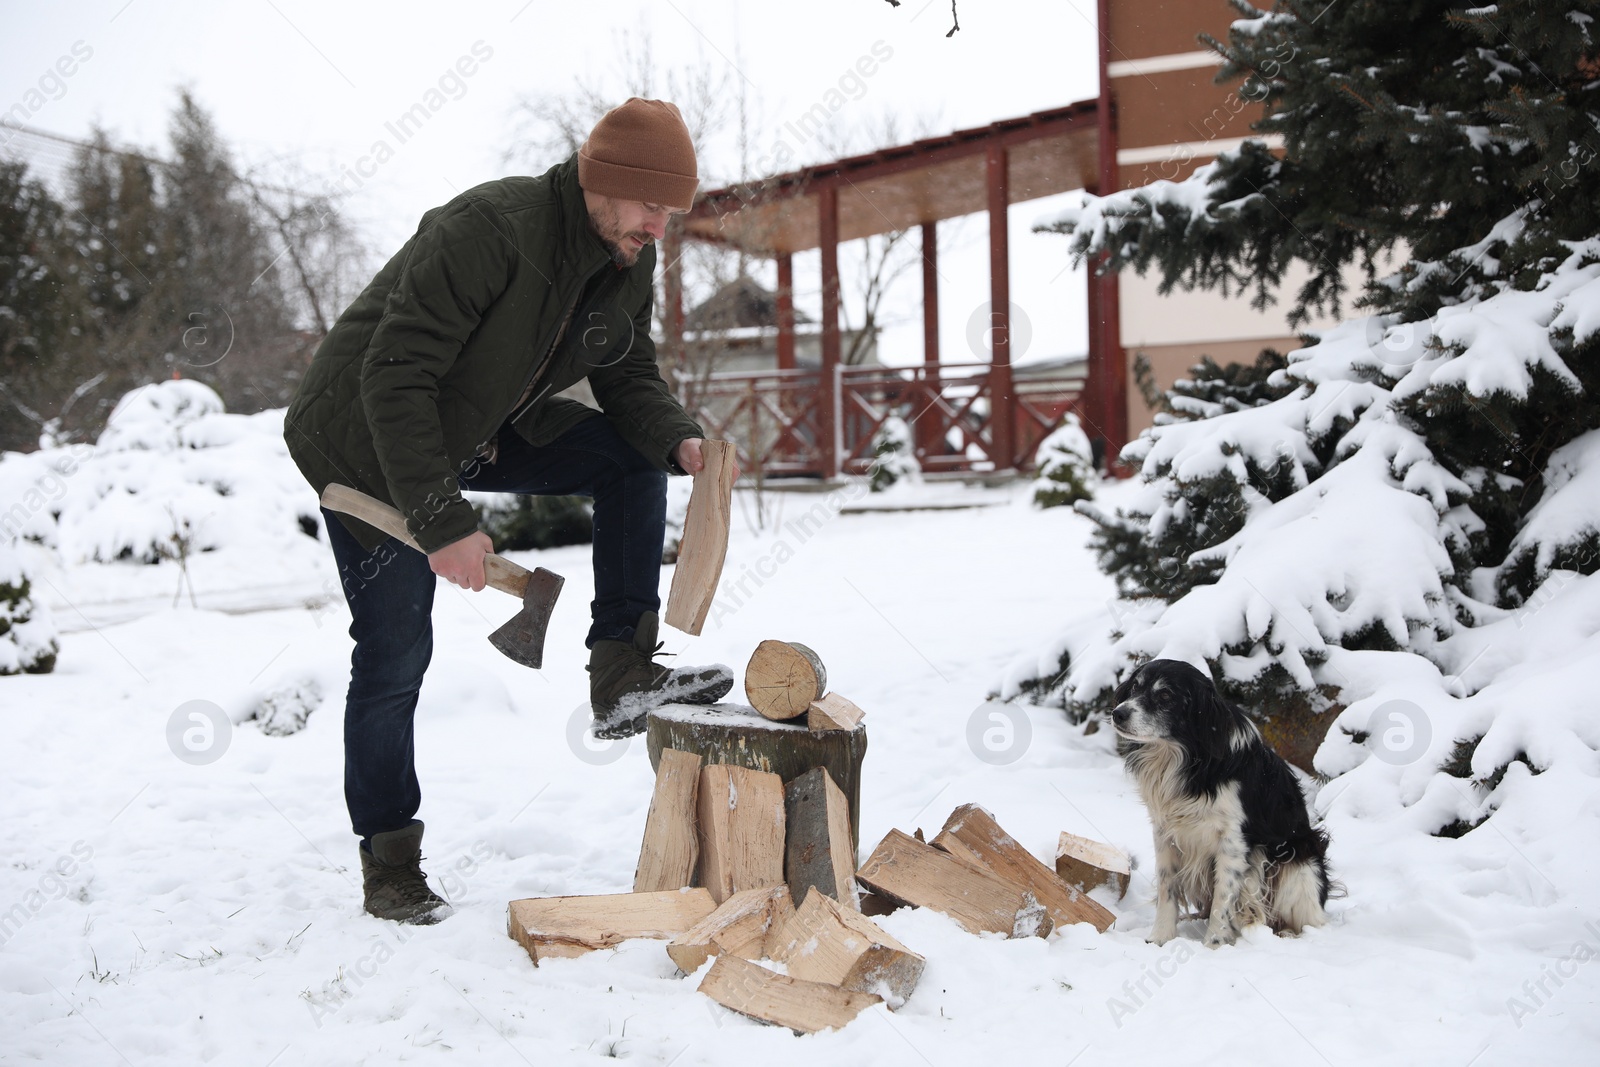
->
[578, 98, 698, 212]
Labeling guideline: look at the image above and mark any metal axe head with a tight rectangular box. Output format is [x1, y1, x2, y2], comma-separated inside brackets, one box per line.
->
[488, 567, 564, 670]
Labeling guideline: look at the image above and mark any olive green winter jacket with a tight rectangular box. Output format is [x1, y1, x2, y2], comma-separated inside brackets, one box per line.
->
[283, 155, 703, 553]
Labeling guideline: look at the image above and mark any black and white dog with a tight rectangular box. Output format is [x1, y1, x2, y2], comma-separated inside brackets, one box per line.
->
[1111, 659, 1332, 947]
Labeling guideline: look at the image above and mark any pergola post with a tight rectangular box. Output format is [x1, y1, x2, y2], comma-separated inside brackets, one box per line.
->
[986, 144, 1015, 470]
[1094, 0, 1128, 467]
[818, 186, 841, 479]
[776, 252, 796, 371]
[917, 220, 942, 460]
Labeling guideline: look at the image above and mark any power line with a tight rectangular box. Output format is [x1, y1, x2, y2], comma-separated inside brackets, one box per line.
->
[0, 118, 309, 199]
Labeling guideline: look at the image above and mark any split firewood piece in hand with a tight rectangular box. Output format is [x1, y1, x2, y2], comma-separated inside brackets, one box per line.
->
[807, 692, 865, 733]
[666, 885, 795, 974]
[1055, 831, 1132, 901]
[855, 829, 1054, 939]
[507, 888, 715, 965]
[784, 767, 858, 910]
[697, 763, 786, 905]
[745, 640, 827, 721]
[932, 804, 1116, 933]
[698, 954, 882, 1034]
[769, 888, 925, 1005]
[633, 748, 701, 893]
[665, 439, 737, 636]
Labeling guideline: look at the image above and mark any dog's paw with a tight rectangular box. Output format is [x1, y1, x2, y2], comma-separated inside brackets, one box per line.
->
[1147, 927, 1176, 946]
[1202, 927, 1237, 949]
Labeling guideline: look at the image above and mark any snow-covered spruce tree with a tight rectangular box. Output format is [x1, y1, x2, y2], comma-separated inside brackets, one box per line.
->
[868, 415, 920, 492]
[1009, 0, 1600, 765]
[0, 544, 56, 675]
[1082, 348, 1294, 599]
[1031, 413, 1099, 508]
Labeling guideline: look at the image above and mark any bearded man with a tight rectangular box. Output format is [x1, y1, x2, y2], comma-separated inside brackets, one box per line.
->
[284, 98, 733, 924]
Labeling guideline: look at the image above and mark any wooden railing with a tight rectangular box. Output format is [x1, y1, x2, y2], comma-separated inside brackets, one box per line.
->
[676, 362, 1085, 478]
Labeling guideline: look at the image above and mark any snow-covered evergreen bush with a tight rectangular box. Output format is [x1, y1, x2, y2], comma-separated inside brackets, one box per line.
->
[868, 415, 920, 493]
[1031, 414, 1097, 508]
[54, 379, 320, 566]
[0, 543, 56, 674]
[468, 493, 593, 552]
[1006, 0, 1600, 815]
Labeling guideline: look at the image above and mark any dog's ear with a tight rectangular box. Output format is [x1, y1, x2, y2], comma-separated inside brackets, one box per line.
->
[1197, 680, 1241, 762]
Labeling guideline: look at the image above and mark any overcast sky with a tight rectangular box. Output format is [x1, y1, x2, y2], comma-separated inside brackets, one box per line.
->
[1, 0, 1103, 366]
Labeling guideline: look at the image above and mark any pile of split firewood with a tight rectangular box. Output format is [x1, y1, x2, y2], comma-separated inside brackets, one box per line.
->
[506, 640, 1132, 1034]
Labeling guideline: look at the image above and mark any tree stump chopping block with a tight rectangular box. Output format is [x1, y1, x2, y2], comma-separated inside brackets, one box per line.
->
[647, 703, 867, 852]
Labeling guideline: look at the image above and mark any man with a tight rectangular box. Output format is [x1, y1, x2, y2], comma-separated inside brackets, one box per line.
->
[284, 98, 734, 924]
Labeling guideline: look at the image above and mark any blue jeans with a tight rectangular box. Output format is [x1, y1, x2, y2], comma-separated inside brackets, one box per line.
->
[325, 415, 669, 839]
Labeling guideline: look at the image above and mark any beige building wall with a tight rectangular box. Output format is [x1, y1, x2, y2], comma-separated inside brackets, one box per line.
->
[1118, 262, 1361, 438]
[1106, 0, 1382, 440]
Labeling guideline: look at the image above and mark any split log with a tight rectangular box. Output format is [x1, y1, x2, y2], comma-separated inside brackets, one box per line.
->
[664, 439, 737, 635]
[808, 692, 865, 733]
[744, 640, 827, 721]
[770, 888, 925, 1005]
[932, 805, 1116, 933]
[633, 748, 701, 893]
[698, 954, 882, 1034]
[1055, 831, 1132, 901]
[647, 703, 867, 847]
[507, 888, 715, 964]
[697, 763, 786, 905]
[784, 767, 858, 909]
[666, 885, 794, 974]
[855, 829, 1054, 939]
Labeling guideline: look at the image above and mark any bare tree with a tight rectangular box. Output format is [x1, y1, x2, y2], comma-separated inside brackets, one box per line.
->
[241, 168, 369, 337]
[503, 29, 732, 173]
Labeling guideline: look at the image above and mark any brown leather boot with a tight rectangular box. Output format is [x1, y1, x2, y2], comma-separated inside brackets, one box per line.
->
[587, 612, 732, 738]
[359, 821, 451, 924]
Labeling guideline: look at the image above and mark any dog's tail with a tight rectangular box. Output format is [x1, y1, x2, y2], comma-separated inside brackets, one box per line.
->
[1272, 858, 1332, 933]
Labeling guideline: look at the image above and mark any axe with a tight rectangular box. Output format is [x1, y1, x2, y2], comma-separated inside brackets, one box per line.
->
[320, 483, 564, 670]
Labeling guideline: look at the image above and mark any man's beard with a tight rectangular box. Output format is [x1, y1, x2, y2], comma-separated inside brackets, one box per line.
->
[591, 203, 651, 267]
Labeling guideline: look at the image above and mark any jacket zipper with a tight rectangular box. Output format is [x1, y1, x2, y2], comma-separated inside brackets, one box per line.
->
[505, 268, 599, 426]
[506, 262, 628, 425]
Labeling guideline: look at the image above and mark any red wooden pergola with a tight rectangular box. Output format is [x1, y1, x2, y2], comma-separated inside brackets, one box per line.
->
[664, 88, 1126, 479]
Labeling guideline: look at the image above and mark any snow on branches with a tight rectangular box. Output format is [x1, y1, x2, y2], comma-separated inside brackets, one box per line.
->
[1003, 237, 1600, 831]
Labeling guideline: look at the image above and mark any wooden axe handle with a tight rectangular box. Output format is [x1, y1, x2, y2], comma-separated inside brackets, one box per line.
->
[320, 483, 533, 599]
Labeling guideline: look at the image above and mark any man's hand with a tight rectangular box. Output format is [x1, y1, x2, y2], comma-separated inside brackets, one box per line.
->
[429, 531, 494, 591]
[675, 437, 741, 480]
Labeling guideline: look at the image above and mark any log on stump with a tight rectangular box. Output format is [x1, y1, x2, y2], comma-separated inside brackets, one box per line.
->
[697, 763, 786, 904]
[698, 954, 881, 1034]
[666, 885, 794, 974]
[855, 829, 1054, 939]
[770, 888, 925, 1005]
[664, 439, 737, 636]
[808, 692, 865, 733]
[1055, 831, 1132, 901]
[633, 748, 701, 893]
[647, 703, 867, 848]
[784, 767, 858, 909]
[932, 805, 1116, 933]
[508, 888, 715, 964]
[745, 640, 827, 721]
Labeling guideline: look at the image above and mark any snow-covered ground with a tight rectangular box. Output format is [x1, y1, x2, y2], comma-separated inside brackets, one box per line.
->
[3, 455, 1598, 1064]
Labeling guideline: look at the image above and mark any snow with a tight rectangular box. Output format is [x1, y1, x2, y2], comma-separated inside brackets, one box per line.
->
[1503, 429, 1600, 584]
[2, 399, 1598, 1063]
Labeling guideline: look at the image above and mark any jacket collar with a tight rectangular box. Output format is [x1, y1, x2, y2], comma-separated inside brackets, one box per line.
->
[553, 154, 614, 277]
[551, 153, 656, 284]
